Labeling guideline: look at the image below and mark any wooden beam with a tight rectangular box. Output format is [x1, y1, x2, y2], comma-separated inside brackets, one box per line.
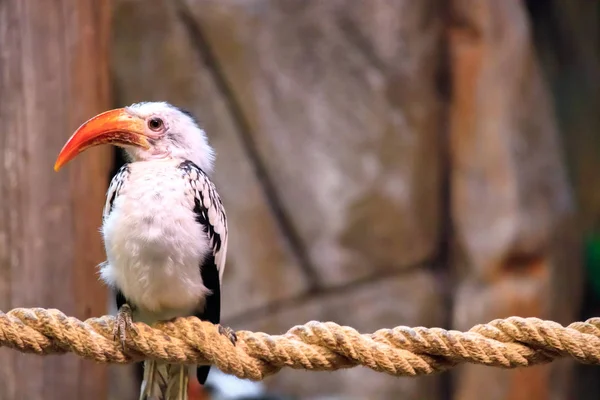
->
[0, 1, 112, 398]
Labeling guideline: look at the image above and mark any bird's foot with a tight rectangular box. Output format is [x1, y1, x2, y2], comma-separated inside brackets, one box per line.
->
[218, 325, 237, 346]
[112, 304, 139, 350]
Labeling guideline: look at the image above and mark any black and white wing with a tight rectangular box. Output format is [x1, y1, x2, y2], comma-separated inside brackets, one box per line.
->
[102, 164, 131, 311]
[103, 163, 130, 222]
[179, 160, 228, 283]
[178, 160, 228, 385]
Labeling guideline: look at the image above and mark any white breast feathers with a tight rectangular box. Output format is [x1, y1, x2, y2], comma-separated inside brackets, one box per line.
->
[99, 160, 212, 319]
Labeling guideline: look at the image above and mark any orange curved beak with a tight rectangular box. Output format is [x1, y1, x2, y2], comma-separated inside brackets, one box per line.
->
[54, 108, 150, 171]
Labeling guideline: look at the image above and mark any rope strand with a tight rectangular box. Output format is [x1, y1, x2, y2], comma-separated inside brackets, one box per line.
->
[0, 308, 598, 380]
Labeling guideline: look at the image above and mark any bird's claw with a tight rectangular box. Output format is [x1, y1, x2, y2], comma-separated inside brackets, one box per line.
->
[218, 325, 237, 346]
[113, 304, 138, 350]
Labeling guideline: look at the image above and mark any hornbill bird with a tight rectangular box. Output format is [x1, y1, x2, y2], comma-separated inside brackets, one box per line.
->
[54, 102, 237, 399]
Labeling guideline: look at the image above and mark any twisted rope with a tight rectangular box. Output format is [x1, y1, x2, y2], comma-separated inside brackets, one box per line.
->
[1, 308, 599, 380]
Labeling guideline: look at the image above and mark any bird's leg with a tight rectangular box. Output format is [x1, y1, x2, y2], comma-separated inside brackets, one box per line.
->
[113, 303, 139, 349]
[218, 325, 237, 346]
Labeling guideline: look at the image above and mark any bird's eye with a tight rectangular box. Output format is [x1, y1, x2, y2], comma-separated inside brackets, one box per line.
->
[148, 117, 164, 131]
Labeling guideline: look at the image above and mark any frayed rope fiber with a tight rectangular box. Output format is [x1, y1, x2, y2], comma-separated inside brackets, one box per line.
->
[1, 308, 599, 380]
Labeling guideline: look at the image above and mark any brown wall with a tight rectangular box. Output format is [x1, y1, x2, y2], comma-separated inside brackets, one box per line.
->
[0, 1, 112, 399]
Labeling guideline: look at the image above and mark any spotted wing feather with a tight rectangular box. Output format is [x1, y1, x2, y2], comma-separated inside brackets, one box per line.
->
[179, 160, 228, 283]
[178, 160, 228, 385]
[102, 164, 131, 311]
[103, 163, 130, 222]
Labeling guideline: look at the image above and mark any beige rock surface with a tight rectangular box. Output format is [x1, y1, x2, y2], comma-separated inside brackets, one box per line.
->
[184, 0, 445, 286]
[449, 1, 580, 399]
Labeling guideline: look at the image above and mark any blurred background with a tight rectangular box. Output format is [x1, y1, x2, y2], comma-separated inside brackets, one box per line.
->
[0, 0, 598, 399]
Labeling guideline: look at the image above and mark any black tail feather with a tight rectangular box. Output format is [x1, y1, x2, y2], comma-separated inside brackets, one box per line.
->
[197, 365, 211, 385]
